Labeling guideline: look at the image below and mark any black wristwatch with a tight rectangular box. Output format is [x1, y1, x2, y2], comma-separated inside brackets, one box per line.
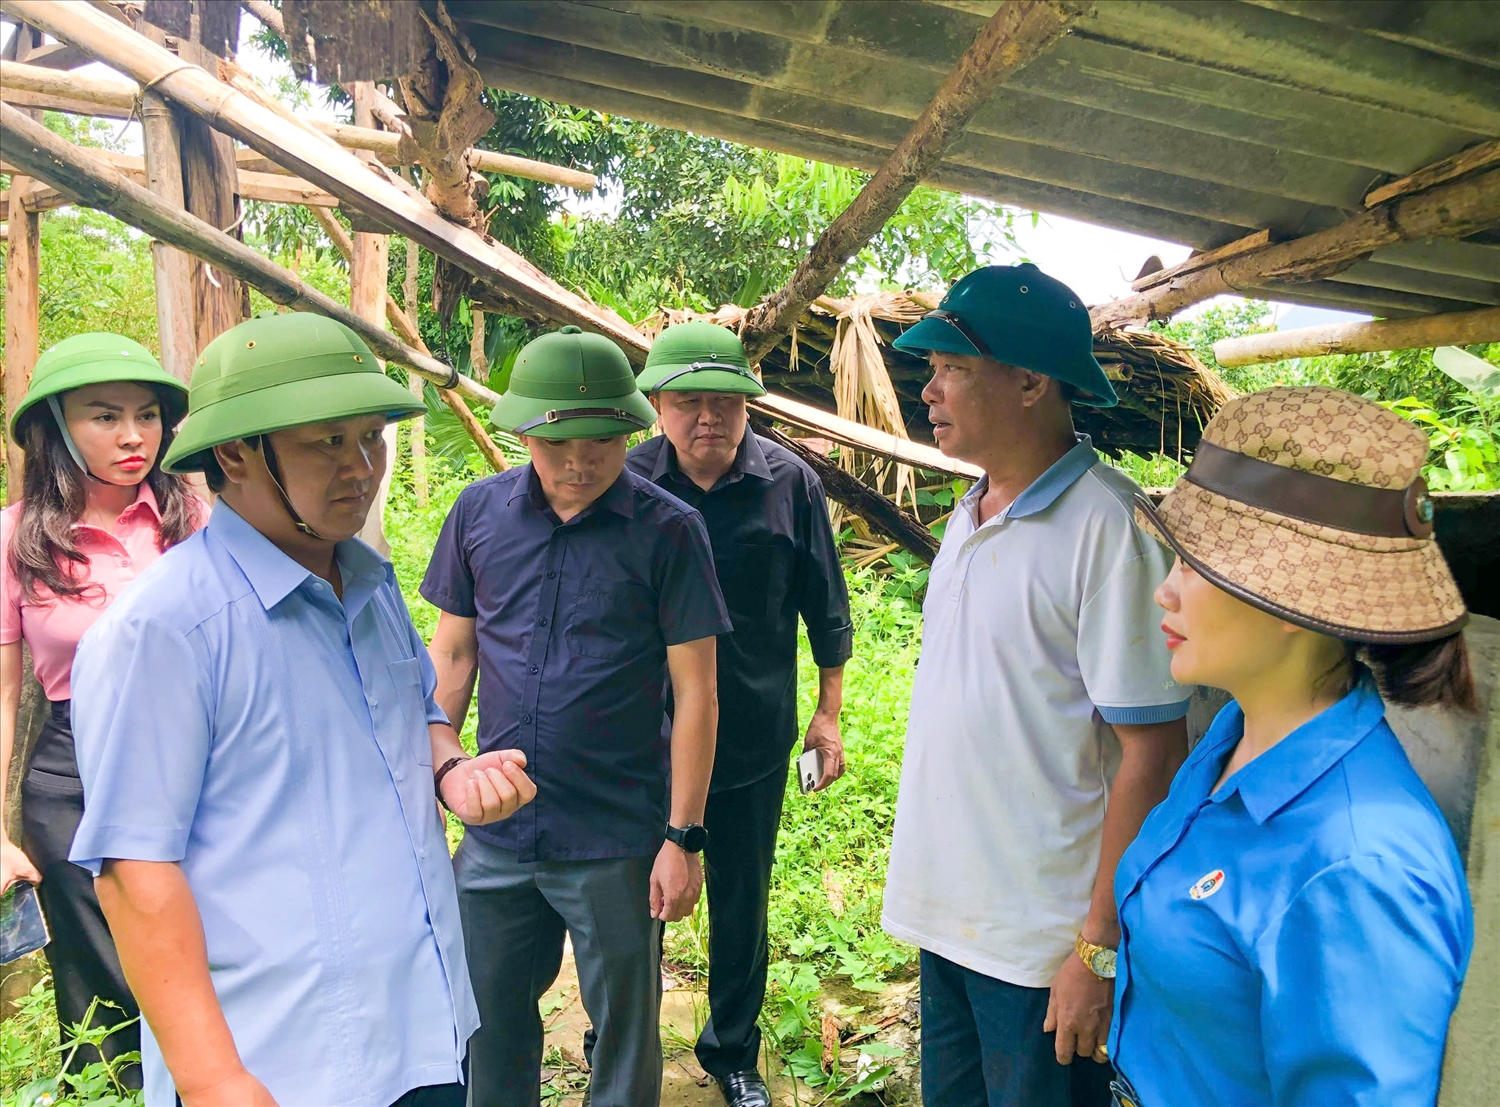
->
[664, 823, 709, 853]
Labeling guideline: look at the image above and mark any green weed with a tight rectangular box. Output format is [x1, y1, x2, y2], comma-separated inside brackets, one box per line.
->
[2, 983, 142, 1106]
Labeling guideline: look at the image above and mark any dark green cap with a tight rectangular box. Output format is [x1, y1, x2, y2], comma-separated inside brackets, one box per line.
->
[893, 263, 1116, 407]
[9, 333, 187, 438]
[162, 312, 425, 473]
[637, 321, 766, 396]
[491, 326, 656, 439]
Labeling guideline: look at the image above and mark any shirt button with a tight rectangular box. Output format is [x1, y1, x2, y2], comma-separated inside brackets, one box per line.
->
[369, 697, 379, 708]
[547, 570, 557, 579]
[538, 616, 548, 626]
[522, 713, 533, 724]
[395, 770, 404, 782]
[529, 665, 539, 674]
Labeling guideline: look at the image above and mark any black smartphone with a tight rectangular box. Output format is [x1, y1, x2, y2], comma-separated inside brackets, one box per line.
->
[1, 882, 50, 964]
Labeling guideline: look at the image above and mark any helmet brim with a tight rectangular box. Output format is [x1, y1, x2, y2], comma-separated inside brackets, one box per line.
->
[890, 315, 983, 359]
[162, 371, 424, 472]
[9, 360, 189, 438]
[491, 388, 658, 440]
[644, 367, 766, 397]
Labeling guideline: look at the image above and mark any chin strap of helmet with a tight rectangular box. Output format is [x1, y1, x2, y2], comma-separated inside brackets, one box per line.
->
[254, 435, 329, 541]
[46, 395, 121, 487]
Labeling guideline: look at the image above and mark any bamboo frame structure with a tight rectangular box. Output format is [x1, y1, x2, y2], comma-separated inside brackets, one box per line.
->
[0, 101, 496, 406]
[1213, 306, 1500, 367]
[0, 59, 599, 191]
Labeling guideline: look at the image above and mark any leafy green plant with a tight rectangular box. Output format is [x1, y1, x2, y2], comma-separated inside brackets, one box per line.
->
[1384, 396, 1500, 491]
[2, 984, 143, 1107]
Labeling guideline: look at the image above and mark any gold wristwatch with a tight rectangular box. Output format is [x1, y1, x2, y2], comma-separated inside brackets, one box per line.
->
[1075, 933, 1117, 980]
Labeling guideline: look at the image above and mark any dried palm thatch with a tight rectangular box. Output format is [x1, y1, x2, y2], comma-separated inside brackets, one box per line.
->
[643, 291, 1231, 464]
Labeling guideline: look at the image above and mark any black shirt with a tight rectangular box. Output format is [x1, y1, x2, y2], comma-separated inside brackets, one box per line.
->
[420, 464, 731, 861]
[626, 432, 853, 791]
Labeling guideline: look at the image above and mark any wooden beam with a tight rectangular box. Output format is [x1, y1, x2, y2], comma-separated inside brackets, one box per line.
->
[404, 228, 428, 502]
[139, 87, 196, 384]
[1091, 168, 1500, 330]
[0, 59, 598, 189]
[756, 393, 982, 480]
[0, 100, 496, 408]
[1129, 229, 1272, 292]
[4, 167, 39, 502]
[1212, 306, 1500, 367]
[751, 419, 940, 564]
[310, 203, 509, 474]
[1365, 139, 1500, 209]
[739, 0, 1074, 362]
[11, 165, 341, 211]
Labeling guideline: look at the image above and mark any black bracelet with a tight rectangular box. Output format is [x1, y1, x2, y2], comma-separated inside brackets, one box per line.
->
[434, 755, 471, 812]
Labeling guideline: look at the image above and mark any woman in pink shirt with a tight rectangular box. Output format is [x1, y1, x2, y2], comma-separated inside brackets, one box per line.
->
[1, 333, 202, 1081]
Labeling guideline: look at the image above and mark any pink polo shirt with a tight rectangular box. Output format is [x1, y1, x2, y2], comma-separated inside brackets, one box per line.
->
[1, 484, 202, 701]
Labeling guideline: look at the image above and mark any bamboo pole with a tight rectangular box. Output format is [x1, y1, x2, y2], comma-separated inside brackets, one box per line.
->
[4, 171, 40, 502]
[404, 232, 428, 503]
[1213, 306, 1500, 367]
[1091, 167, 1500, 330]
[739, 0, 1075, 362]
[0, 101, 496, 407]
[350, 82, 395, 554]
[139, 89, 197, 383]
[310, 204, 508, 473]
[0, 60, 597, 189]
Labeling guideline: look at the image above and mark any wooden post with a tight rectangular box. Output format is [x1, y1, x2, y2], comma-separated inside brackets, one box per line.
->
[739, 0, 1076, 362]
[4, 171, 40, 503]
[406, 234, 427, 504]
[1213, 306, 1500, 368]
[139, 89, 197, 383]
[349, 82, 396, 554]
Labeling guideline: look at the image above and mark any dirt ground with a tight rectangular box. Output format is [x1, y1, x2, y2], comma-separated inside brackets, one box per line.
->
[538, 943, 812, 1107]
[539, 941, 921, 1107]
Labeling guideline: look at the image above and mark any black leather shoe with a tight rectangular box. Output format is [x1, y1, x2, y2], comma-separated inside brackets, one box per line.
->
[719, 1071, 772, 1107]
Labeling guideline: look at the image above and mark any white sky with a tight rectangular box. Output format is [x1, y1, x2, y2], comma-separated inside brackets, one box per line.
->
[13, 16, 1368, 330]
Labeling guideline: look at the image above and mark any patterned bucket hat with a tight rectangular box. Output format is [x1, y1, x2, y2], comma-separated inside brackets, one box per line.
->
[1134, 386, 1466, 644]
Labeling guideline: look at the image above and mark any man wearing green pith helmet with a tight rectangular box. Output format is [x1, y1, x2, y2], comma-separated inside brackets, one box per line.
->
[68, 312, 537, 1107]
[625, 321, 852, 1107]
[421, 325, 730, 1106]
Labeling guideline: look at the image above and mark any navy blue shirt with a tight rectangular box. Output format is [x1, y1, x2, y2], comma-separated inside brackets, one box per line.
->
[1110, 678, 1472, 1106]
[626, 432, 853, 790]
[420, 465, 730, 861]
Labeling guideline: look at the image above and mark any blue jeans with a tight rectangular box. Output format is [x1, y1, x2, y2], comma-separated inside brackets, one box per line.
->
[920, 950, 1113, 1107]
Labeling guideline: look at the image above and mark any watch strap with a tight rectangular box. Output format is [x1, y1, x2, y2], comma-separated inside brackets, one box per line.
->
[434, 755, 471, 812]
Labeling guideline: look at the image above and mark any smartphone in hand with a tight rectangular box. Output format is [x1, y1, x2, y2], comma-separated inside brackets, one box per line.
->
[1, 882, 49, 964]
[797, 749, 825, 795]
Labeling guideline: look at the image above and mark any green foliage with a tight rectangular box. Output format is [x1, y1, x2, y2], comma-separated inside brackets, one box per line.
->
[1, 982, 143, 1106]
[1151, 303, 1500, 490]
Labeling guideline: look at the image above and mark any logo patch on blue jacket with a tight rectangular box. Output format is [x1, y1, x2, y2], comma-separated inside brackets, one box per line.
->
[1188, 869, 1225, 900]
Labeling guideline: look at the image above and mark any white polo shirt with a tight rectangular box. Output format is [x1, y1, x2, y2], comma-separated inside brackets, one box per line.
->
[882, 436, 1188, 987]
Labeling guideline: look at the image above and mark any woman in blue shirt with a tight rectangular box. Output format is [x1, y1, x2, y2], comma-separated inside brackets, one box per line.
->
[1114, 386, 1474, 1107]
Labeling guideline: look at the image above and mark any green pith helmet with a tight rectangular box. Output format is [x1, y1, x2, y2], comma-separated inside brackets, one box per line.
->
[9, 333, 188, 439]
[636, 321, 766, 396]
[162, 312, 426, 473]
[491, 326, 656, 439]
[892, 262, 1117, 407]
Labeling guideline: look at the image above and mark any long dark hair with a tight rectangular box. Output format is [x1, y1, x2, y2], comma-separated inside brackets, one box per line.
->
[1346, 634, 1478, 713]
[10, 391, 201, 603]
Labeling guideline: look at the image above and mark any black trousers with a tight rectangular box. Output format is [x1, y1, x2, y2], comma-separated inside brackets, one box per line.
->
[19, 701, 141, 1086]
[695, 768, 788, 1079]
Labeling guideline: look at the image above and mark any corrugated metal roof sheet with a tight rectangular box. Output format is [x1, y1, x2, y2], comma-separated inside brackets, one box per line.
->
[449, 0, 1500, 316]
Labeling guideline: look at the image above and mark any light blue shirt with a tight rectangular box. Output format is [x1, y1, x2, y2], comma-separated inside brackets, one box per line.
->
[1111, 678, 1472, 1106]
[70, 500, 478, 1107]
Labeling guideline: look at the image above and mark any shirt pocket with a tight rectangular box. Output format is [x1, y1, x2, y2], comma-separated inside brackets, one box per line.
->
[715, 541, 791, 627]
[388, 656, 434, 766]
[567, 574, 655, 660]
